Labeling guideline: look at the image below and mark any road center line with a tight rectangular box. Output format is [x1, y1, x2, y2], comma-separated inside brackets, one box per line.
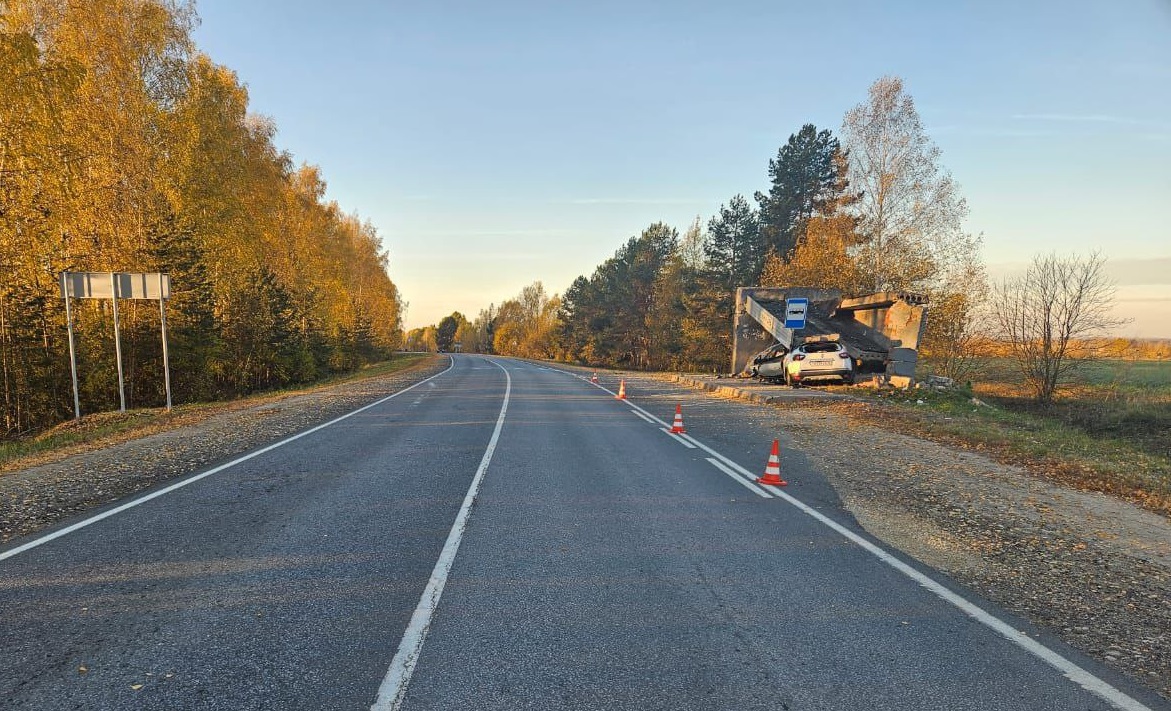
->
[371, 357, 511, 711]
[0, 359, 457, 563]
[550, 363, 1154, 711]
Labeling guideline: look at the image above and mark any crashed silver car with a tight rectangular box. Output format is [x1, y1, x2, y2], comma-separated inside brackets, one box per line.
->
[783, 341, 854, 385]
[752, 340, 854, 386]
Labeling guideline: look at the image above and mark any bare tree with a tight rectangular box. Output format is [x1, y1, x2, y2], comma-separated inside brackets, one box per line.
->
[841, 76, 973, 293]
[994, 251, 1127, 403]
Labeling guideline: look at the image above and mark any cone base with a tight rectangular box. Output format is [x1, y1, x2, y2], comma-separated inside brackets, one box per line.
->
[757, 474, 787, 486]
[671, 427, 685, 433]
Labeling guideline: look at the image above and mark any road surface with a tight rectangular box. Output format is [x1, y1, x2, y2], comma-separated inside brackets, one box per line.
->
[0, 355, 1164, 710]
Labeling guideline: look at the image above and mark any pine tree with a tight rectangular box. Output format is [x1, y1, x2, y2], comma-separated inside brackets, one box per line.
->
[755, 124, 842, 262]
[704, 195, 761, 291]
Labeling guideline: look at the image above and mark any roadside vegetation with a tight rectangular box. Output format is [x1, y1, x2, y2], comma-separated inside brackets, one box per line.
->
[2, 1, 404, 440]
[409, 76, 982, 373]
[851, 357, 1171, 514]
[403, 74, 1166, 516]
[400, 73, 1166, 513]
[0, 353, 432, 472]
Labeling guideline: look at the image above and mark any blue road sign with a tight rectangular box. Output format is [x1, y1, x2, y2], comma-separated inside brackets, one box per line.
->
[784, 297, 808, 329]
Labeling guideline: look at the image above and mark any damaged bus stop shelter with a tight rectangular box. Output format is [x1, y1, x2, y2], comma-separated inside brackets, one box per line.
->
[730, 287, 929, 386]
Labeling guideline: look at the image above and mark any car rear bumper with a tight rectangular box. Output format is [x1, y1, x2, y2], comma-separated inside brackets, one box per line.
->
[793, 367, 853, 380]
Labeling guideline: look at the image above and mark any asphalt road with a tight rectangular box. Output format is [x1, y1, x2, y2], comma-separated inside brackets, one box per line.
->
[0, 355, 1165, 710]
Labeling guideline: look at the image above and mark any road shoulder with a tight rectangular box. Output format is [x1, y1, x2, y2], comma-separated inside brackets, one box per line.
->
[0, 356, 449, 545]
[572, 364, 1171, 703]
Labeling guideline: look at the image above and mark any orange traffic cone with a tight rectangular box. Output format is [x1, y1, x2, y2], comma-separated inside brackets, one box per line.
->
[757, 439, 787, 486]
[616, 380, 627, 400]
[670, 404, 686, 433]
[591, 371, 599, 383]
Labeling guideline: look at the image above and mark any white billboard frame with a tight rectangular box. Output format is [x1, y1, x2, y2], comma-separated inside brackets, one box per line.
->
[59, 272, 172, 419]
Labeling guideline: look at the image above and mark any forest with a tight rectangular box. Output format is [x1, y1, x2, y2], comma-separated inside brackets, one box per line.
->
[414, 76, 986, 377]
[1, 1, 404, 436]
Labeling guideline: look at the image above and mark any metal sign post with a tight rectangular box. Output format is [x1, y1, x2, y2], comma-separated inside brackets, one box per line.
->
[60, 271, 172, 418]
[110, 272, 126, 412]
[158, 272, 171, 410]
[60, 273, 81, 420]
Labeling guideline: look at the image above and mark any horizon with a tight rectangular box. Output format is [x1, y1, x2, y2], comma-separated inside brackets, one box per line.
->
[191, 0, 1171, 338]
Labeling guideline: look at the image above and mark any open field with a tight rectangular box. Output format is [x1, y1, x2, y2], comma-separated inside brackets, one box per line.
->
[970, 356, 1171, 390]
[865, 357, 1171, 514]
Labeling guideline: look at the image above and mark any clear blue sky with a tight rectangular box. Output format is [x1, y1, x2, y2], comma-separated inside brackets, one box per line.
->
[192, 0, 1171, 336]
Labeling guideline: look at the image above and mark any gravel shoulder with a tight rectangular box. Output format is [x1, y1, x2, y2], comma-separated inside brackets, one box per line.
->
[0, 355, 449, 544]
[658, 370, 1170, 701]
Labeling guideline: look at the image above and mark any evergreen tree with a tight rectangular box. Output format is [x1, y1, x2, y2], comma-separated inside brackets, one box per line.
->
[703, 195, 761, 291]
[755, 124, 843, 261]
[558, 223, 677, 368]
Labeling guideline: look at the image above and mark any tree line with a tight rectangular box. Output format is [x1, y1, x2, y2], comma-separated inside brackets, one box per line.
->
[1, 1, 403, 436]
[421, 76, 984, 375]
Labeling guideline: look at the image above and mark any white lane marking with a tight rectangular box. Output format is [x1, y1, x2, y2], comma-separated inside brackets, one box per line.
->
[371, 358, 511, 711]
[631, 410, 656, 424]
[706, 458, 771, 498]
[0, 359, 457, 564]
[541, 364, 1154, 711]
[660, 427, 697, 448]
[676, 433, 770, 492]
[763, 484, 1154, 711]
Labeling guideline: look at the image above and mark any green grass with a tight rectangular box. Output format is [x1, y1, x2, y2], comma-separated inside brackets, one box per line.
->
[0, 411, 163, 470]
[1072, 359, 1171, 389]
[0, 353, 435, 471]
[855, 363, 1171, 513]
[953, 357, 1171, 391]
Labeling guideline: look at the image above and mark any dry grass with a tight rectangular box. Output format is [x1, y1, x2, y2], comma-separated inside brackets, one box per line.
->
[849, 361, 1171, 516]
[0, 354, 433, 472]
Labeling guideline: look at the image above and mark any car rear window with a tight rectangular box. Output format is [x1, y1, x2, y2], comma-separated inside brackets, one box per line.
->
[804, 342, 840, 353]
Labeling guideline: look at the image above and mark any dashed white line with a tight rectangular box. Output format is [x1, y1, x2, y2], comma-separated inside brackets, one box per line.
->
[542, 362, 1155, 711]
[705, 458, 771, 498]
[660, 427, 697, 448]
[631, 410, 656, 424]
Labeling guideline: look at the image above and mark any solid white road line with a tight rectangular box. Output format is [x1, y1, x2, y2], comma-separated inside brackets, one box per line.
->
[763, 484, 1154, 711]
[706, 458, 771, 498]
[631, 410, 656, 424]
[551, 364, 1154, 711]
[0, 359, 457, 564]
[370, 358, 511, 711]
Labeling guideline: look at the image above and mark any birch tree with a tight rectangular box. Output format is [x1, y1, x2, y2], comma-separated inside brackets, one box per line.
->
[841, 76, 973, 294]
